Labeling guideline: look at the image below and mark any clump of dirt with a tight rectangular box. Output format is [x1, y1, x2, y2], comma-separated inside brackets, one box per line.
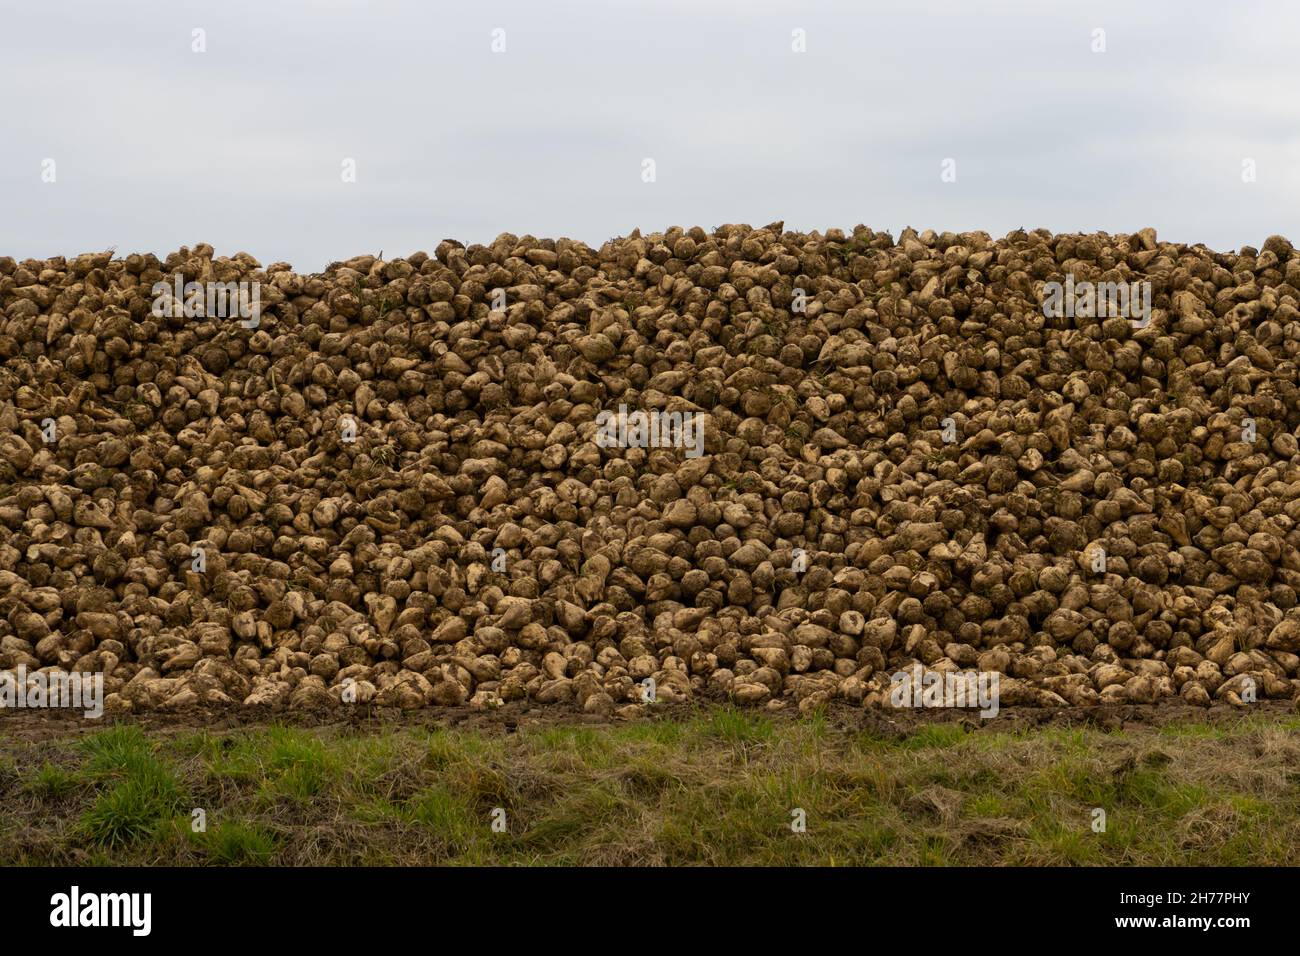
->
[1, 225, 1299, 717]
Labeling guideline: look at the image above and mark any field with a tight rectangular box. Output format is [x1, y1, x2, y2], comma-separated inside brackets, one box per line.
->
[3, 702, 1298, 866]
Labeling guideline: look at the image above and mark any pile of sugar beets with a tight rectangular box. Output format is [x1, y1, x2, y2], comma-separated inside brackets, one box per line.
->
[2, 223, 1300, 716]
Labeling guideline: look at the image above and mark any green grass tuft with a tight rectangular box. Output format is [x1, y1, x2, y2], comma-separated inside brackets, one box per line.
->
[77, 727, 187, 848]
[196, 821, 277, 865]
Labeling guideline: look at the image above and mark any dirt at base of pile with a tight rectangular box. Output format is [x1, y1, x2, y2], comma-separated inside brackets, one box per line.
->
[4, 225, 1300, 718]
[2, 697, 1295, 746]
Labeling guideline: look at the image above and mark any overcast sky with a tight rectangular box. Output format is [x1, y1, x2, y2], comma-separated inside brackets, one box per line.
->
[2, 0, 1297, 272]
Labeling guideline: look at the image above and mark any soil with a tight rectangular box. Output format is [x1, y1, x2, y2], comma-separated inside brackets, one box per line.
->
[2, 696, 1293, 744]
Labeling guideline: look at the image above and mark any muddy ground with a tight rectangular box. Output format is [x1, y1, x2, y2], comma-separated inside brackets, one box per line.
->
[3, 697, 1295, 744]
